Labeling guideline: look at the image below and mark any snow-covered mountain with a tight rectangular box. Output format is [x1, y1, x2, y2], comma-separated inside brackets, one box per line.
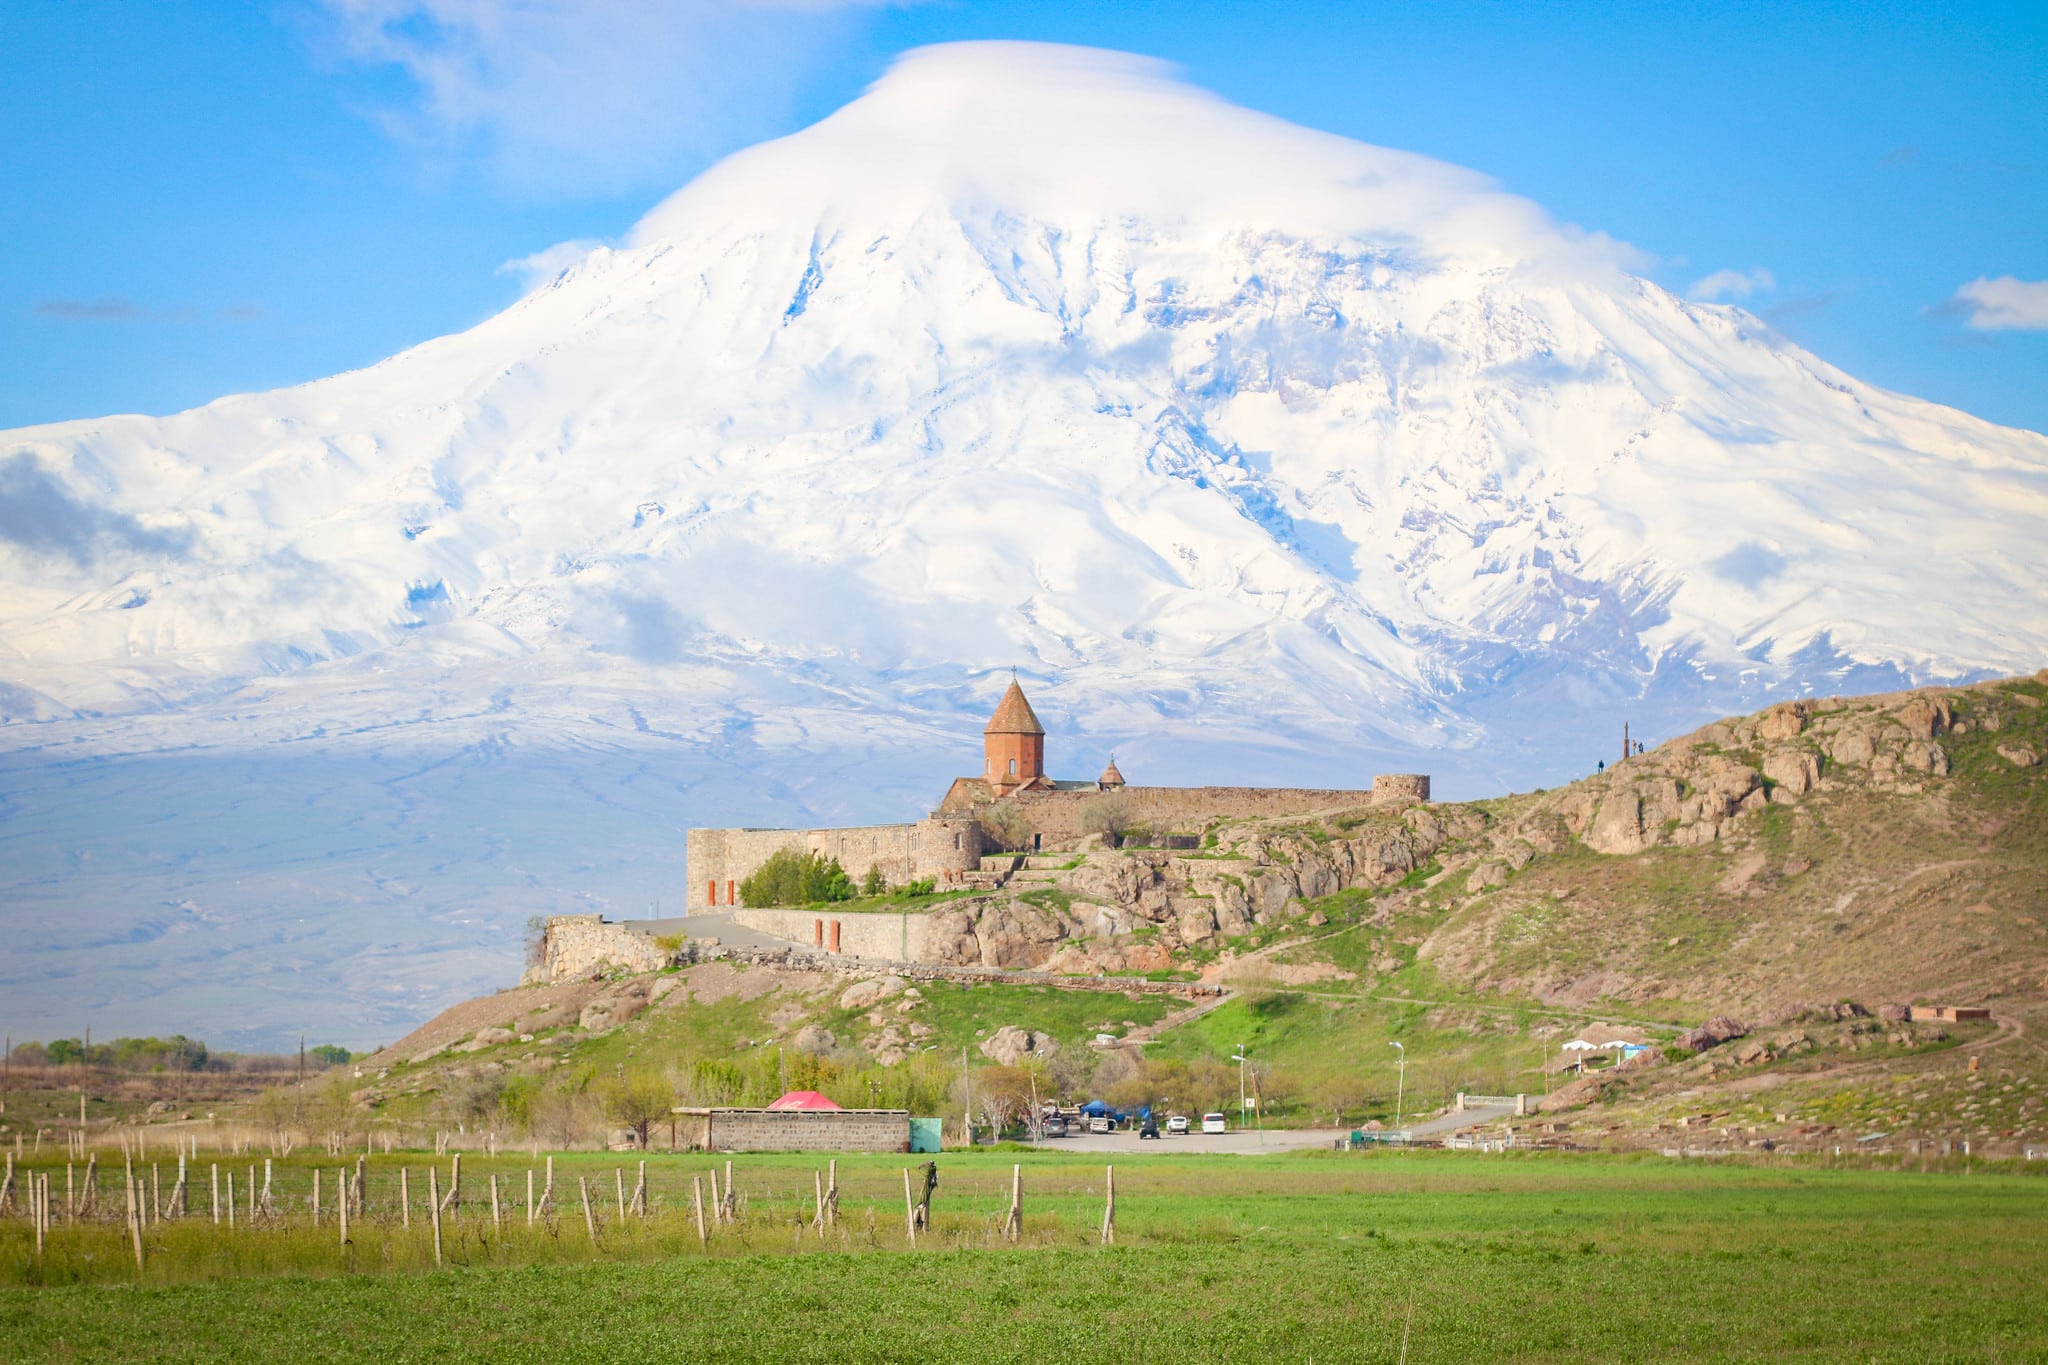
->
[3, 43, 2044, 1048]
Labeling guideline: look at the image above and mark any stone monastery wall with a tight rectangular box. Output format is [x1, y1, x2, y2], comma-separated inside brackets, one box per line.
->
[731, 905, 938, 959]
[686, 818, 984, 910]
[996, 778, 1428, 844]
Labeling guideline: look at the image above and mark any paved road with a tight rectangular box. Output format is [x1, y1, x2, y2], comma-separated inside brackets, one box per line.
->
[1408, 1105, 1514, 1137]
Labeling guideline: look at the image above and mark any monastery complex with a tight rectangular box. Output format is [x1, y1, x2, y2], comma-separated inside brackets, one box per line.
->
[686, 678, 1430, 910]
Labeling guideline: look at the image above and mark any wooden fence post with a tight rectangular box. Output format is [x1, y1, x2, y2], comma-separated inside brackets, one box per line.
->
[580, 1176, 597, 1244]
[490, 1173, 501, 1231]
[401, 1168, 411, 1229]
[827, 1158, 838, 1227]
[527, 1168, 535, 1228]
[692, 1175, 707, 1248]
[903, 1167, 916, 1245]
[1101, 1165, 1115, 1246]
[615, 1167, 626, 1223]
[1005, 1163, 1022, 1242]
[128, 1172, 144, 1271]
[428, 1166, 444, 1266]
[339, 1168, 348, 1248]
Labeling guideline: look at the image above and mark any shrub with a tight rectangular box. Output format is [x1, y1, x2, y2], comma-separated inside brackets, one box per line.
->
[1080, 792, 1136, 841]
[976, 801, 1034, 852]
[740, 847, 856, 907]
[862, 864, 887, 896]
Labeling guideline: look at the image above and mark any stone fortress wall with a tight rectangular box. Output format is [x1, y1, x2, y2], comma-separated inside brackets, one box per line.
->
[982, 775, 1434, 844]
[729, 905, 939, 959]
[686, 817, 984, 910]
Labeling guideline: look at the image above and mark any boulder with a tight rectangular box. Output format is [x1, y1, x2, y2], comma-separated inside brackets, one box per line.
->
[1758, 703, 1806, 742]
[1829, 727, 1877, 766]
[791, 1025, 836, 1056]
[1894, 695, 1951, 740]
[1997, 744, 2040, 768]
[1677, 1015, 1748, 1052]
[1585, 790, 1645, 854]
[1899, 741, 1950, 777]
[456, 1026, 517, 1053]
[577, 981, 651, 1033]
[838, 976, 905, 1011]
[1761, 748, 1823, 798]
[979, 1025, 1060, 1066]
[1468, 861, 1511, 891]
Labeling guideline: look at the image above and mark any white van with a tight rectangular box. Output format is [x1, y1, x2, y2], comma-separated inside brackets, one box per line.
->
[1201, 1112, 1227, 1134]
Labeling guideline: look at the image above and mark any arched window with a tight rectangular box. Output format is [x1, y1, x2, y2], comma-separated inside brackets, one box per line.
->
[1008, 758, 1017, 776]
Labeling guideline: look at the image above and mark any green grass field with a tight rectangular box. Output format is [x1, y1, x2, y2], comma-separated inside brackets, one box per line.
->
[4, 1148, 2045, 1362]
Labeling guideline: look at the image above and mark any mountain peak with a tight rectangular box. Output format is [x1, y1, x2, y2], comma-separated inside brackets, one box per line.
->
[629, 42, 1601, 275]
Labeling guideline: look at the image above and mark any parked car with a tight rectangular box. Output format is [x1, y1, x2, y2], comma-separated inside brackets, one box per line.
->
[1139, 1118, 1161, 1140]
[1165, 1114, 1190, 1135]
[1088, 1115, 1112, 1134]
[1040, 1114, 1070, 1138]
[1201, 1112, 1227, 1134]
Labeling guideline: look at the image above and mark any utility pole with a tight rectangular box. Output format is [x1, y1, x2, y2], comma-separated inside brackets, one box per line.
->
[296, 1033, 305, 1124]
[1232, 1045, 1248, 1122]
[1390, 1041, 1407, 1132]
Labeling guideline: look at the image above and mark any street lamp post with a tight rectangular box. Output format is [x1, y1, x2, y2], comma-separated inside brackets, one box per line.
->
[1389, 1041, 1407, 1132]
[1232, 1046, 1248, 1122]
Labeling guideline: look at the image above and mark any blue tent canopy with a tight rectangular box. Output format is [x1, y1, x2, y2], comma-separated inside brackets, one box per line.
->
[1078, 1099, 1111, 1116]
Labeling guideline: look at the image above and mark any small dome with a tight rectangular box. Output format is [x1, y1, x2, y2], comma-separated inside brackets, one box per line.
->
[1098, 756, 1125, 789]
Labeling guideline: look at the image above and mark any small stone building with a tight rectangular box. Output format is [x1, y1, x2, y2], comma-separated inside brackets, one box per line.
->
[670, 1106, 912, 1153]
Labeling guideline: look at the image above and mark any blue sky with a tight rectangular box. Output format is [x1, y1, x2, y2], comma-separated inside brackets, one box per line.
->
[4, 0, 2044, 434]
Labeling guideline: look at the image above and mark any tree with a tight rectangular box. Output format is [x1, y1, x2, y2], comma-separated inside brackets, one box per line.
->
[739, 847, 856, 907]
[1079, 793, 1140, 846]
[1314, 1073, 1370, 1128]
[862, 863, 887, 897]
[975, 801, 1033, 852]
[309, 1044, 351, 1068]
[977, 1064, 1040, 1136]
[598, 1071, 674, 1149]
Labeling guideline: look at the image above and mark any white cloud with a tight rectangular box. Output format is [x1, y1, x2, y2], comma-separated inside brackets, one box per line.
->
[313, 0, 897, 194]
[1949, 276, 2048, 331]
[497, 238, 603, 287]
[1689, 267, 1775, 302]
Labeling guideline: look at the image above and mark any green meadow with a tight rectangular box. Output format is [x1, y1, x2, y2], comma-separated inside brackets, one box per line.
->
[4, 1148, 2046, 1362]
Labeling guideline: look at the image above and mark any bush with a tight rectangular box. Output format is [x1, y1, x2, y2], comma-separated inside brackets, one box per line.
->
[740, 847, 856, 907]
[862, 864, 887, 896]
[1079, 793, 1136, 842]
[976, 801, 1033, 852]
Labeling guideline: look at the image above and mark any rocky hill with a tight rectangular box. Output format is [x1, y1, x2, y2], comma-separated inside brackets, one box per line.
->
[339, 672, 2047, 1152]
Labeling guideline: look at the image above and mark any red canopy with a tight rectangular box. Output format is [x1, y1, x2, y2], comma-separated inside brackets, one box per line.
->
[766, 1090, 842, 1111]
